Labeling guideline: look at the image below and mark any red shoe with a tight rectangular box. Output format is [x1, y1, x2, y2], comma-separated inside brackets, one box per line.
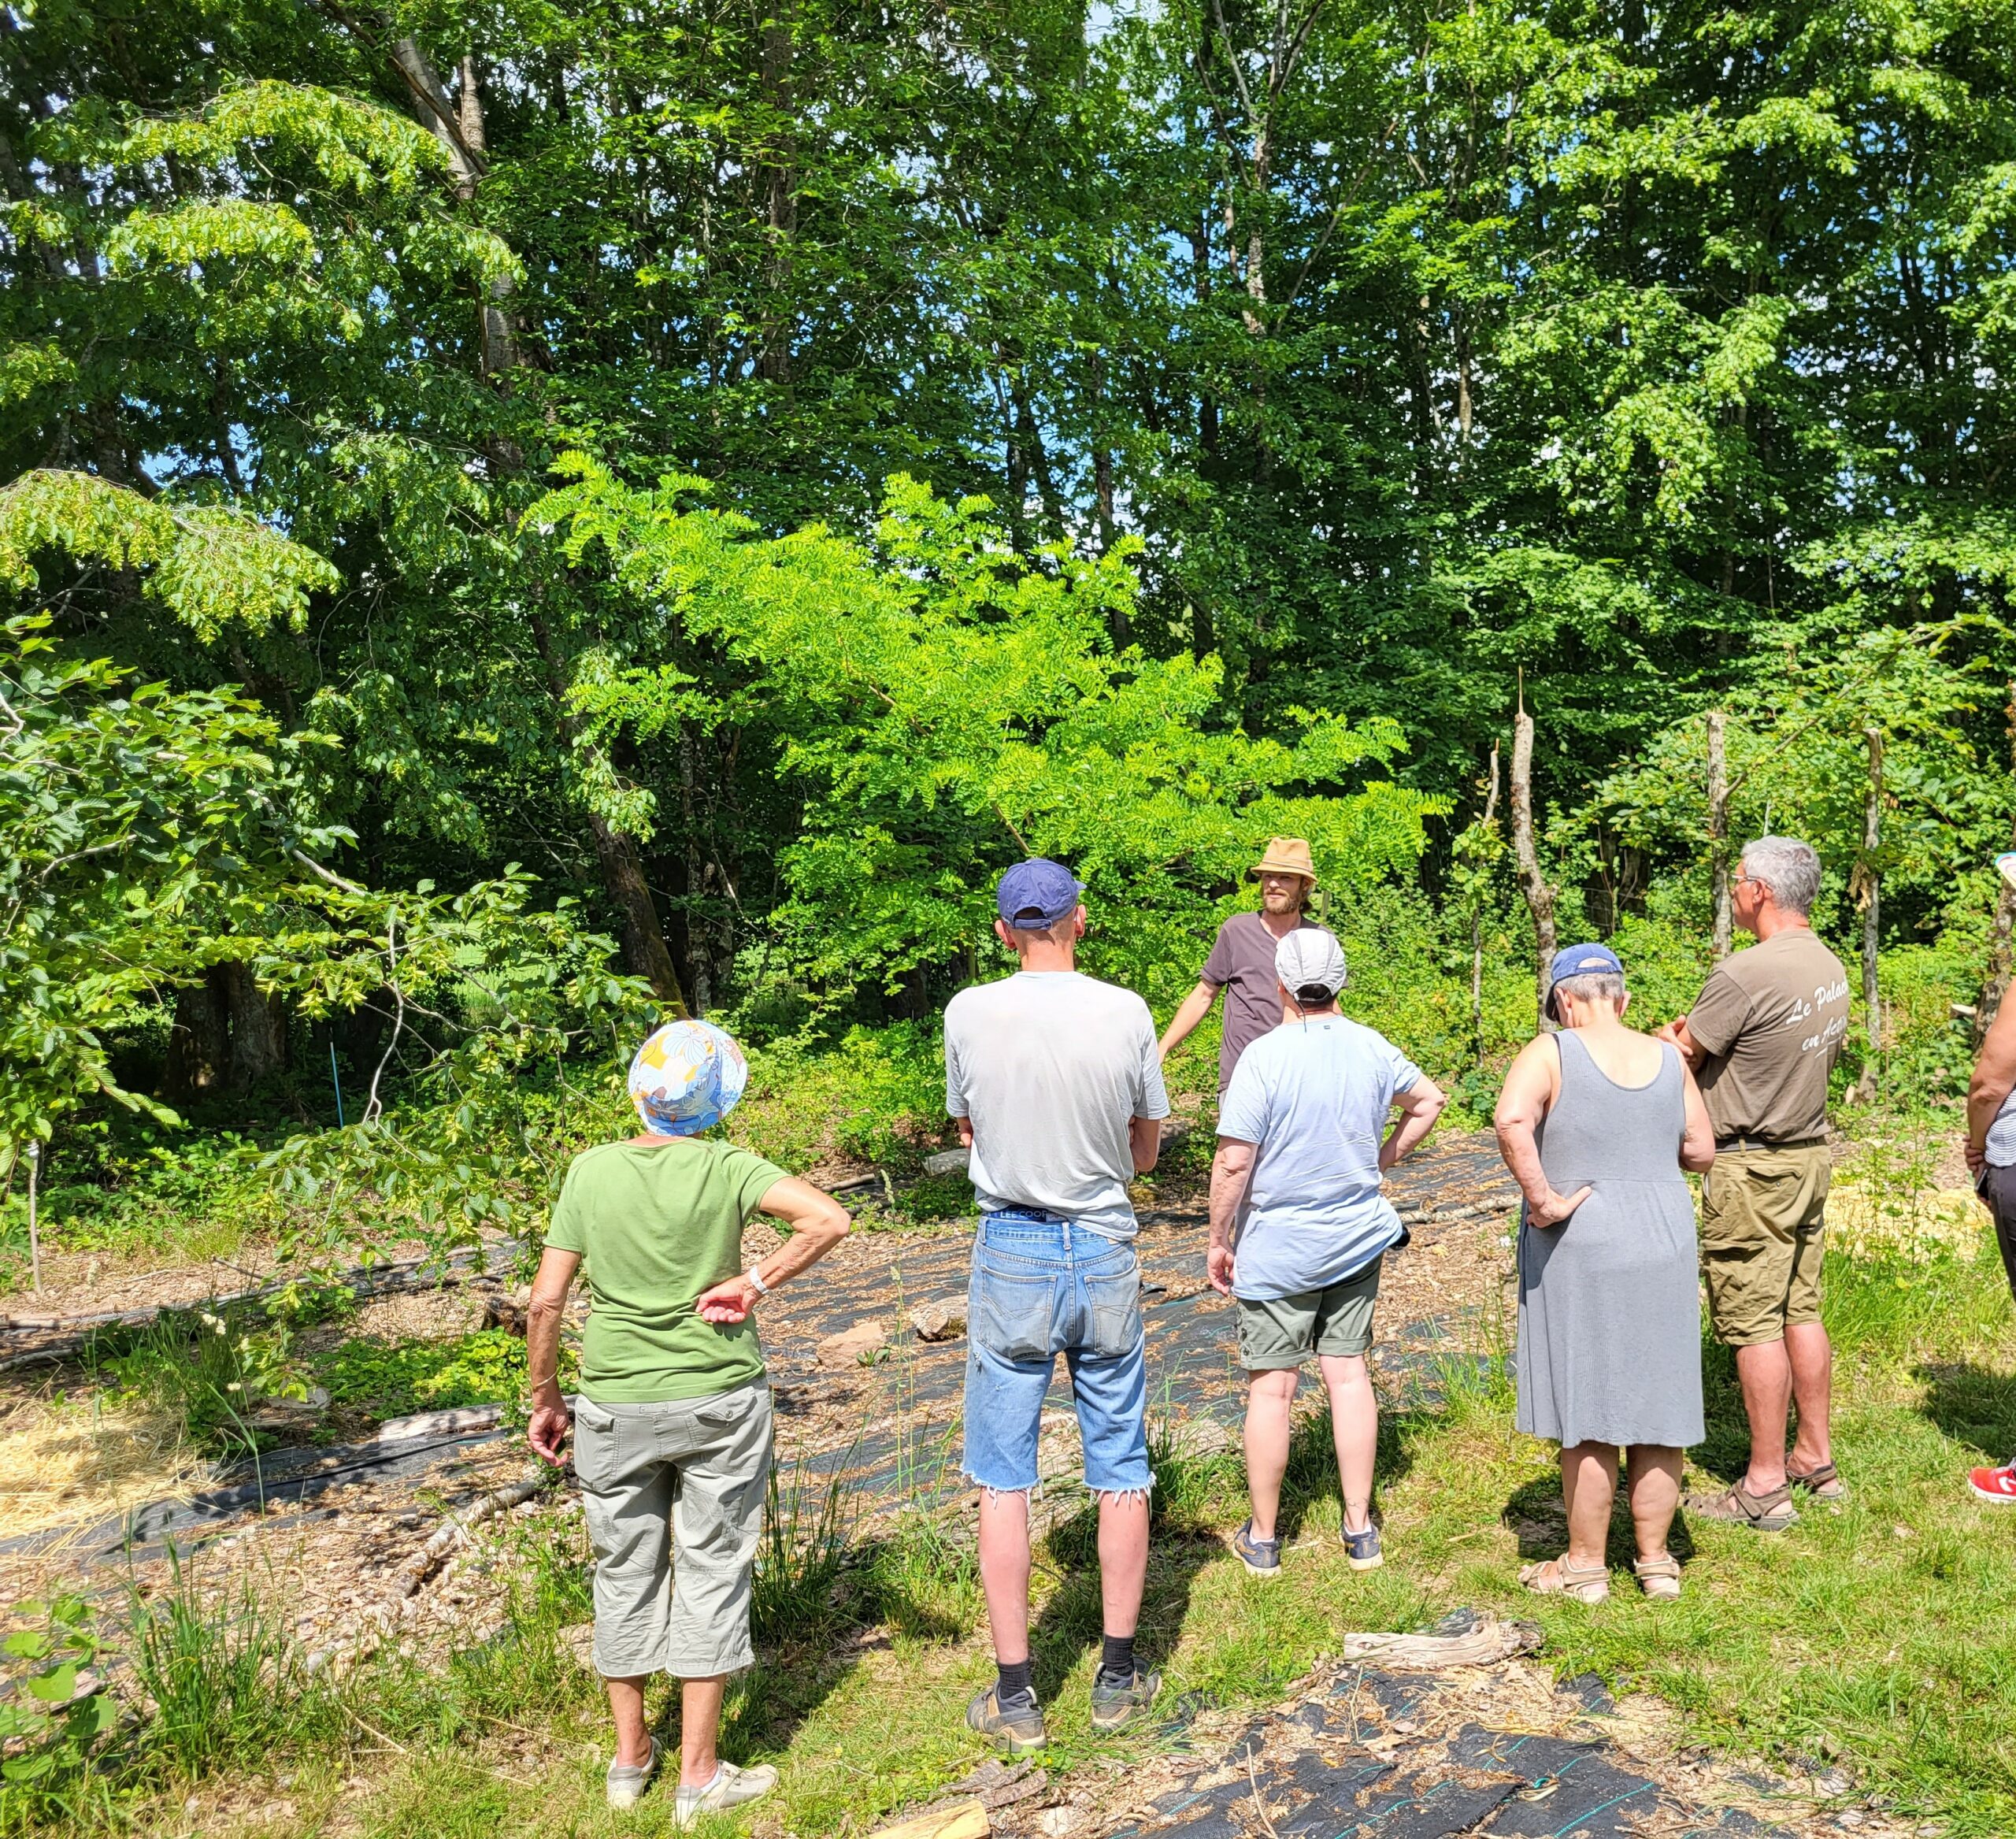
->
[1968, 1463, 2016, 1503]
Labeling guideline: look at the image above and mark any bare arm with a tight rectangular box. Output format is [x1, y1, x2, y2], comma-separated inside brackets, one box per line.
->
[1968, 998, 2016, 1173]
[1159, 981, 1220, 1059]
[1492, 1036, 1592, 1228]
[1131, 1114, 1162, 1173]
[1380, 1076, 1447, 1171]
[1655, 1014, 1704, 1071]
[526, 1245, 582, 1464]
[695, 1177, 852, 1323]
[1678, 1059, 1716, 1173]
[1206, 1138, 1256, 1294]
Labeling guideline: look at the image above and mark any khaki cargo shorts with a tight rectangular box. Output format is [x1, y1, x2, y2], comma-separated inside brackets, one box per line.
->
[573, 1380, 773, 1680]
[1700, 1144, 1831, 1347]
[1236, 1259, 1382, 1370]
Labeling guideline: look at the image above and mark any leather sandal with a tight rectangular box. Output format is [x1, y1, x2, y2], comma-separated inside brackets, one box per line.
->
[1684, 1480, 1799, 1530]
[1788, 1459, 1846, 1502]
[1632, 1553, 1681, 1600]
[1518, 1556, 1610, 1604]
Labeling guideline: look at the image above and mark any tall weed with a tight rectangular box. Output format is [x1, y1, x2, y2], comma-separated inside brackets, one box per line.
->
[124, 1553, 320, 1781]
[862, 1511, 980, 1641]
[751, 1460, 851, 1643]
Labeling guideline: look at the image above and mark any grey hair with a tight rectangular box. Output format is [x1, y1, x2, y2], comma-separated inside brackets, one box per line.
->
[1551, 972, 1627, 1010]
[1740, 836, 1822, 915]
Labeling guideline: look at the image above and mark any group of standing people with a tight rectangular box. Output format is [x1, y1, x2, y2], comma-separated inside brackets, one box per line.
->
[521, 829, 1881, 1813]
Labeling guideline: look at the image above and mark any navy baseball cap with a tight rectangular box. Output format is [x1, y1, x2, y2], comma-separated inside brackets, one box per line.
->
[996, 858, 1084, 928]
[1544, 942, 1625, 1020]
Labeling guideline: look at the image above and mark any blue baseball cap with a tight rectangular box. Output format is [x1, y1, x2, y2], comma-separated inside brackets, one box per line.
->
[996, 858, 1084, 928]
[1544, 942, 1625, 1021]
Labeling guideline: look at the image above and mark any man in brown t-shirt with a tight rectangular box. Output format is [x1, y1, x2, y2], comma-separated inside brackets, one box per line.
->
[1159, 838, 1329, 1091]
[1661, 836, 1851, 1531]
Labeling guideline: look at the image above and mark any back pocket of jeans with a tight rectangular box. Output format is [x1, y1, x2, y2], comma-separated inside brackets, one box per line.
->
[1085, 1265, 1142, 1359]
[976, 1269, 1055, 1362]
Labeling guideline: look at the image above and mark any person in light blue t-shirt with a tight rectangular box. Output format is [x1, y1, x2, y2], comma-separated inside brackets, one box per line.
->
[1207, 929, 1447, 1578]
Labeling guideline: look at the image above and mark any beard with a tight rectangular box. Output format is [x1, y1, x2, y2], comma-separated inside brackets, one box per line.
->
[1261, 887, 1303, 914]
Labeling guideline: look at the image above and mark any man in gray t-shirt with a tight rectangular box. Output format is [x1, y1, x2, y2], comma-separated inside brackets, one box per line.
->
[946, 968, 1169, 1236]
[944, 858, 1169, 1757]
[1159, 836, 1330, 1091]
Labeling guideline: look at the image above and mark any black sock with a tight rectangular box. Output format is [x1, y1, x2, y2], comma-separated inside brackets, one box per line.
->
[1098, 1633, 1136, 1686]
[996, 1658, 1036, 1710]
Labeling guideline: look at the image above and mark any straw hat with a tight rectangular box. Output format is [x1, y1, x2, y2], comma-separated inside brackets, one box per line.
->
[1249, 836, 1317, 884]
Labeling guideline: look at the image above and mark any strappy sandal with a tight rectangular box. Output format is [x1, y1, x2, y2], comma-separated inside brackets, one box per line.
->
[1788, 1459, 1847, 1502]
[1632, 1553, 1681, 1600]
[1683, 1480, 1799, 1531]
[1518, 1556, 1610, 1604]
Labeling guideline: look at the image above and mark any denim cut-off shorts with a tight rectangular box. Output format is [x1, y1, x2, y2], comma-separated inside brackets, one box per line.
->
[962, 1210, 1152, 1497]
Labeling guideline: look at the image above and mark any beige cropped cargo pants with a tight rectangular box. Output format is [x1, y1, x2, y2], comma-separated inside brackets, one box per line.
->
[573, 1381, 773, 1679]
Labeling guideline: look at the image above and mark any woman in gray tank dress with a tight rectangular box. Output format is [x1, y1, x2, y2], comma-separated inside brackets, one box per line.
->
[1494, 944, 1716, 1602]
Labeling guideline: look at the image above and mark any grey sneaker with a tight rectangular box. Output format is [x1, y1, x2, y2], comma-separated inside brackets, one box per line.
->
[606, 1734, 660, 1811]
[965, 1684, 1047, 1755]
[1231, 1518, 1281, 1577]
[1089, 1667, 1161, 1732]
[1341, 1521, 1384, 1571]
[673, 1760, 778, 1827]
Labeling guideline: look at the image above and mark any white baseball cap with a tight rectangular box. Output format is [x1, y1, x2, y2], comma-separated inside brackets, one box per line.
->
[1276, 929, 1347, 997]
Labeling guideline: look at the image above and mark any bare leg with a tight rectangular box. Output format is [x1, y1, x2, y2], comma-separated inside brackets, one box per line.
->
[1786, 1322, 1834, 1472]
[1243, 1367, 1300, 1541]
[1317, 1353, 1377, 1533]
[1096, 1489, 1151, 1637]
[977, 1487, 1033, 1665]
[606, 1674, 651, 1768]
[1735, 1340, 1792, 1493]
[677, 1675, 726, 1787]
[1622, 1446, 1681, 1561]
[1560, 1441, 1619, 1570]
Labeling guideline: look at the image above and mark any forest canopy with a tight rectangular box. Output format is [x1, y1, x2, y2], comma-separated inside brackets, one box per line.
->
[4, 0, 2014, 1182]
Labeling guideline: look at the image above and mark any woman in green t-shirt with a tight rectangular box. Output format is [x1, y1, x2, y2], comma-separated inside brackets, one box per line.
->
[526, 1018, 849, 1826]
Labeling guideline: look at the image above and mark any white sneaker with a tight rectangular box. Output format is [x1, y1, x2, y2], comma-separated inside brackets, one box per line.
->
[674, 1760, 779, 1827]
[606, 1734, 660, 1810]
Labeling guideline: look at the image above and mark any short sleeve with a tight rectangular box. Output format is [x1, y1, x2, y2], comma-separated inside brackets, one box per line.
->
[1380, 1033, 1424, 1096]
[726, 1146, 794, 1225]
[1685, 963, 1749, 1059]
[1200, 921, 1237, 988]
[1217, 1048, 1269, 1143]
[944, 999, 969, 1117]
[543, 1154, 590, 1253]
[1134, 1008, 1172, 1120]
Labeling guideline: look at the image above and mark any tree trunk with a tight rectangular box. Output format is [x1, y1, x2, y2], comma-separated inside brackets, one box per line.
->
[1853, 726, 1883, 1104]
[223, 959, 290, 1087]
[587, 811, 688, 1015]
[392, 39, 482, 200]
[165, 971, 232, 1100]
[1510, 683, 1558, 1031]
[1707, 710, 1732, 959]
[1472, 740, 1500, 1064]
[1976, 683, 2016, 1047]
[756, 4, 796, 387]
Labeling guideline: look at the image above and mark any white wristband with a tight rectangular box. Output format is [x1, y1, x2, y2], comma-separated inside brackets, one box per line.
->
[745, 1265, 770, 1298]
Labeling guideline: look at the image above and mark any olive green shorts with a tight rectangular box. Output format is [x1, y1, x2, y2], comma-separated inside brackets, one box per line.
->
[1700, 1144, 1831, 1347]
[1236, 1260, 1382, 1370]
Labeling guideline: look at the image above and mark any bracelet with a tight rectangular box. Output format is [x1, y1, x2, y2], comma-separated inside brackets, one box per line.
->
[745, 1265, 770, 1298]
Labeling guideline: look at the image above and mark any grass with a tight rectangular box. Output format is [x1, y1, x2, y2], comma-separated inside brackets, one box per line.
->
[13, 1131, 2016, 1836]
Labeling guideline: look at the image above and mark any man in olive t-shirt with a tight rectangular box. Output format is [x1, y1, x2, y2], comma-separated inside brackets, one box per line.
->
[1662, 836, 1851, 1531]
